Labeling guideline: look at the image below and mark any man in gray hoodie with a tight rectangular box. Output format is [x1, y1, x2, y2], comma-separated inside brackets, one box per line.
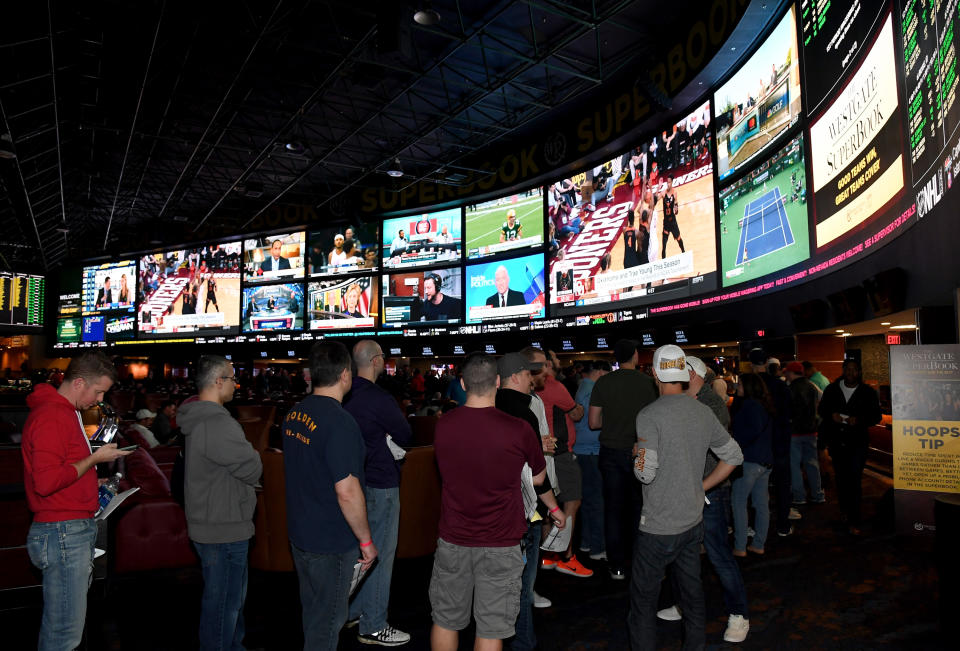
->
[180, 355, 262, 651]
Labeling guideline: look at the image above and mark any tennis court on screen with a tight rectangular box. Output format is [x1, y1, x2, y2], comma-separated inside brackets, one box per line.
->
[735, 186, 795, 266]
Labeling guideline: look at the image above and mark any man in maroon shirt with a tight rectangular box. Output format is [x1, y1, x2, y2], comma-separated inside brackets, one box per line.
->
[430, 353, 548, 651]
[22, 352, 132, 650]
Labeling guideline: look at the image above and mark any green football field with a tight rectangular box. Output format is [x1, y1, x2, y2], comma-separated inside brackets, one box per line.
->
[465, 193, 544, 252]
[718, 160, 810, 287]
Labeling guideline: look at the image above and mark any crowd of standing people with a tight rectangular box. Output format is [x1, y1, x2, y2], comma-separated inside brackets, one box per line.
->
[19, 337, 883, 650]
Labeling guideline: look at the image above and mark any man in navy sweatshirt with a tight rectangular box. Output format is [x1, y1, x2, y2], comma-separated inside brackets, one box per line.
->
[344, 340, 413, 646]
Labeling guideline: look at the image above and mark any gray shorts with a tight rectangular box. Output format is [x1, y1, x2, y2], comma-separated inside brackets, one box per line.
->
[429, 538, 523, 639]
[554, 451, 582, 502]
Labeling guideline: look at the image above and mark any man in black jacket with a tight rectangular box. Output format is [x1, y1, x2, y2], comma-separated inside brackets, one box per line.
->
[784, 362, 824, 505]
[495, 352, 565, 651]
[818, 359, 881, 535]
[750, 349, 797, 536]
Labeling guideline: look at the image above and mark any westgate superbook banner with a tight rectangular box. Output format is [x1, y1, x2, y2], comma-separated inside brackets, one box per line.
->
[809, 13, 905, 249]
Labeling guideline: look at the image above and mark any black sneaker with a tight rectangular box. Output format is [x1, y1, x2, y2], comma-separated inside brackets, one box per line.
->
[345, 618, 360, 629]
[777, 526, 794, 537]
[358, 625, 411, 646]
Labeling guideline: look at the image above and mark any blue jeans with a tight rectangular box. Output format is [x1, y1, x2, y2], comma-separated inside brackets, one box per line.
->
[591, 177, 616, 205]
[194, 539, 250, 651]
[291, 543, 356, 651]
[576, 453, 604, 554]
[703, 486, 748, 616]
[731, 463, 771, 552]
[599, 447, 643, 571]
[27, 518, 97, 651]
[791, 435, 824, 502]
[511, 521, 541, 651]
[349, 487, 400, 635]
[628, 523, 705, 651]
[558, 217, 583, 238]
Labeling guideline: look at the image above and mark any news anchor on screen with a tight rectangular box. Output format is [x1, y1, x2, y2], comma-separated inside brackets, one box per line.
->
[485, 265, 525, 307]
[260, 239, 291, 272]
[96, 277, 113, 307]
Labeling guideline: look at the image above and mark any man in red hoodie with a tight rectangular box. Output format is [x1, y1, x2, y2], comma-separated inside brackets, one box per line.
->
[22, 351, 132, 651]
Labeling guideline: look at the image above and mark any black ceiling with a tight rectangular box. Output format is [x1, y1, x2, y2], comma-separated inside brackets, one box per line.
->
[0, 0, 759, 271]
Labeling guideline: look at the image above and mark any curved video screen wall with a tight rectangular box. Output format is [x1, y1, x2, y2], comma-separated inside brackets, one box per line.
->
[50, 2, 950, 349]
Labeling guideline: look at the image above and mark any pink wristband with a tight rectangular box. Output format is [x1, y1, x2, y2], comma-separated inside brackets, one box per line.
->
[549, 506, 560, 514]
[360, 540, 373, 547]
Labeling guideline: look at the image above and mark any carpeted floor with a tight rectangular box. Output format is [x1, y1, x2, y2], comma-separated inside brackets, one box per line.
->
[2, 471, 949, 650]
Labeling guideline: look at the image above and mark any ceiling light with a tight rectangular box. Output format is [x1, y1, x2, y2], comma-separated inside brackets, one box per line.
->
[386, 157, 404, 177]
[836, 329, 844, 333]
[881, 322, 891, 325]
[890, 324, 917, 329]
[0, 133, 15, 160]
[284, 141, 305, 154]
[700, 344, 706, 347]
[414, 2, 441, 25]
[840, 333, 852, 337]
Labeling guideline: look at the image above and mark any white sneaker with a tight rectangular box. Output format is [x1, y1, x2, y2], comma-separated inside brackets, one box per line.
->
[533, 591, 551, 608]
[358, 624, 411, 646]
[747, 527, 756, 538]
[656, 605, 682, 621]
[723, 614, 749, 643]
[588, 551, 607, 561]
[789, 507, 803, 520]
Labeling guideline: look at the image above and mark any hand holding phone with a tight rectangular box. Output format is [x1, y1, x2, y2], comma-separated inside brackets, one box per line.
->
[119, 444, 139, 452]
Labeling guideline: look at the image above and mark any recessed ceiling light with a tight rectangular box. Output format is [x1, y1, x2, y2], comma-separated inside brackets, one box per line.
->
[881, 322, 891, 325]
[890, 324, 917, 329]
[836, 329, 844, 333]
[414, 2, 441, 25]
[840, 333, 852, 337]
[700, 344, 707, 347]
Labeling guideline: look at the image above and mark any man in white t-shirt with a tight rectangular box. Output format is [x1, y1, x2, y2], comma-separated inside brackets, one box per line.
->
[131, 408, 161, 448]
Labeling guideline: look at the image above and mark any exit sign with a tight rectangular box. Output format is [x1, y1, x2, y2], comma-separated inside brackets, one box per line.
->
[755, 329, 766, 338]
[886, 333, 901, 345]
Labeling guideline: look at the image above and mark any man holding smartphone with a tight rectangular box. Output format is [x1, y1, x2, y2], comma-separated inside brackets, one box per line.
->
[23, 351, 133, 650]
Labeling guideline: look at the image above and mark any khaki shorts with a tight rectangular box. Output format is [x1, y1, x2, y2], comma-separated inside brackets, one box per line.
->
[554, 451, 583, 502]
[429, 538, 524, 639]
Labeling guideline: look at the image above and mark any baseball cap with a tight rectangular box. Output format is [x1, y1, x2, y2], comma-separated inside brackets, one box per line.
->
[748, 347, 767, 365]
[767, 357, 781, 367]
[135, 408, 157, 420]
[686, 356, 707, 379]
[498, 352, 542, 379]
[653, 345, 688, 382]
[613, 339, 639, 363]
[785, 361, 804, 374]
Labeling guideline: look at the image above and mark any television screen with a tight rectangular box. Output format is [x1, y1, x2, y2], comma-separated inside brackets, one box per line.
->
[800, 0, 887, 115]
[82, 316, 105, 343]
[242, 282, 305, 332]
[57, 317, 81, 344]
[549, 101, 717, 312]
[381, 267, 463, 329]
[809, 14, 904, 249]
[719, 133, 810, 286]
[105, 314, 136, 341]
[307, 276, 378, 330]
[242, 231, 306, 284]
[464, 252, 545, 324]
[465, 189, 545, 259]
[82, 260, 136, 314]
[307, 223, 380, 276]
[0, 272, 44, 327]
[714, 5, 802, 181]
[138, 242, 242, 337]
[381, 208, 462, 270]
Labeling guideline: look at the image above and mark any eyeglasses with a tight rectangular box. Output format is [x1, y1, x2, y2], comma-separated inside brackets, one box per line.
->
[220, 375, 237, 383]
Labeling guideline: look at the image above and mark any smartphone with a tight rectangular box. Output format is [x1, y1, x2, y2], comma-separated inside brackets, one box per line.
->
[120, 444, 139, 452]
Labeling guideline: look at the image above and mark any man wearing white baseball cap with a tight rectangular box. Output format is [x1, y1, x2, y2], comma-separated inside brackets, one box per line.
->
[627, 345, 744, 651]
[132, 408, 161, 448]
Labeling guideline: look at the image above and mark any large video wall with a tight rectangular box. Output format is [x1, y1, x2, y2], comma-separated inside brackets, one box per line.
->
[51, 2, 951, 349]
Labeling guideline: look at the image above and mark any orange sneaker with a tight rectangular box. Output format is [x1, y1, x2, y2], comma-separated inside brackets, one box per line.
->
[555, 554, 594, 578]
[540, 553, 557, 570]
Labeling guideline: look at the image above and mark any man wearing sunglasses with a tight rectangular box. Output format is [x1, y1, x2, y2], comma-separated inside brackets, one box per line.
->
[180, 355, 263, 651]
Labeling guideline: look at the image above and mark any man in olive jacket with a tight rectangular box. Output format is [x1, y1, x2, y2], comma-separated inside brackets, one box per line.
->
[181, 355, 262, 651]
